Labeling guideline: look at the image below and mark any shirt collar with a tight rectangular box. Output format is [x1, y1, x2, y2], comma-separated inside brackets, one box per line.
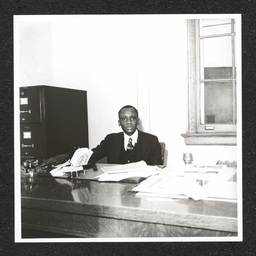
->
[123, 129, 138, 150]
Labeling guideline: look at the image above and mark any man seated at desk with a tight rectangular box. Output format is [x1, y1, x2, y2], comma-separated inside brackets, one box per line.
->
[88, 105, 162, 166]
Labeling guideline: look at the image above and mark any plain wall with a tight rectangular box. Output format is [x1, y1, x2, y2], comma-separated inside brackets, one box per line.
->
[14, 15, 239, 169]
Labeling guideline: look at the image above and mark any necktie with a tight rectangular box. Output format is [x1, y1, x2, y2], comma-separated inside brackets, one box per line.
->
[127, 138, 134, 151]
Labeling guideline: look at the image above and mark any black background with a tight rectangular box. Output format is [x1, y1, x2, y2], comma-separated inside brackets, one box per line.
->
[1, 0, 256, 255]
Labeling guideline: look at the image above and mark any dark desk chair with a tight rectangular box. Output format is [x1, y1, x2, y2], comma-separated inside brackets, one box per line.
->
[159, 142, 166, 166]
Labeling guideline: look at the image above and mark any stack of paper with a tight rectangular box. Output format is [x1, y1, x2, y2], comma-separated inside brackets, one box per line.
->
[204, 181, 237, 200]
[95, 161, 160, 182]
[132, 166, 237, 201]
[133, 173, 208, 201]
[183, 164, 225, 173]
[177, 165, 236, 187]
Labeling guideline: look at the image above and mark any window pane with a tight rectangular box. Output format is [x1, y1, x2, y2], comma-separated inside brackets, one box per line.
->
[202, 23, 231, 36]
[200, 19, 233, 36]
[201, 19, 232, 27]
[202, 82, 234, 124]
[200, 36, 233, 79]
[204, 67, 233, 79]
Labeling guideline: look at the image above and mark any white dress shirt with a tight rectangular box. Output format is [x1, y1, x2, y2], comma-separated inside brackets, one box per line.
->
[123, 129, 138, 150]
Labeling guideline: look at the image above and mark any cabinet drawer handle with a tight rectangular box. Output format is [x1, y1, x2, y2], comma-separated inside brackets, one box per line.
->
[22, 144, 34, 148]
[20, 110, 32, 114]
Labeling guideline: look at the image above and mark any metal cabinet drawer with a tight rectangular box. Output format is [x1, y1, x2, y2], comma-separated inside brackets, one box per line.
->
[20, 87, 43, 123]
[20, 124, 46, 157]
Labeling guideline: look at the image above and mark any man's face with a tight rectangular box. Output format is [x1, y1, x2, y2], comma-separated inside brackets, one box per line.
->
[118, 108, 139, 136]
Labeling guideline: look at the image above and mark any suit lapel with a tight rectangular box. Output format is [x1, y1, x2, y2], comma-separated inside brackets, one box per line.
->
[135, 130, 143, 161]
[112, 132, 124, 163]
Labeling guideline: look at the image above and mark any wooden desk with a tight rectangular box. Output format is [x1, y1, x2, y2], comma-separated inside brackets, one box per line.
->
[21, 168, 238, 238]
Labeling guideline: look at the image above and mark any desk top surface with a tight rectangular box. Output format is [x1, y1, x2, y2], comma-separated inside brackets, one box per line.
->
[21, 165, 238, 233]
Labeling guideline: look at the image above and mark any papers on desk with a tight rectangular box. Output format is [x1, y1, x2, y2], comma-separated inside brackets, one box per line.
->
[132, 166, 237, 201]
[183, 164, 225, 173]
[204, 181, 237, 201]
[50, 160, 84, 177]
[133, 173, 207, 201]
[95, 161, 160, 182]
[50, 148, 93, 177]
[173, 164, 237, 189]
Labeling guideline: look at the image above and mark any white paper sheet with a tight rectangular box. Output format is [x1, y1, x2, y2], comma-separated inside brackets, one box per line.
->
[132, 166, 237, 201]
[96, 161, 160, 182]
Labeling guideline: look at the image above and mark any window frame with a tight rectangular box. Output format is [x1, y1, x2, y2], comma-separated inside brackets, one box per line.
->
[181, 19, 237, 145]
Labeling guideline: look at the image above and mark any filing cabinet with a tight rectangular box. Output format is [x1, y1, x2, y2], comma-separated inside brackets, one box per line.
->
[20, 85, 89, 165]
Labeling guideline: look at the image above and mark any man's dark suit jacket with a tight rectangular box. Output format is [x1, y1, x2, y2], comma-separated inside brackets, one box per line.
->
[90, 129, 162, 166]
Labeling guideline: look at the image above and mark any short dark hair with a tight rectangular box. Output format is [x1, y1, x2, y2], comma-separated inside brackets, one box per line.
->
[118, 105, 138, 118]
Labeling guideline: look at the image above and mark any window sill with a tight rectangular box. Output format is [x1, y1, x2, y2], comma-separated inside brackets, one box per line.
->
[181, 133, 237, 145]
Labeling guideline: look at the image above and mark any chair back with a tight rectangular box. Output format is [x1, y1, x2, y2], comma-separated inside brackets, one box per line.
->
[159, 142, 166, 165]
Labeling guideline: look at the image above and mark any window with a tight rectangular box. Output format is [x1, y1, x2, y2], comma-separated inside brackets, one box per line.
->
[182, 19, 239, 145]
